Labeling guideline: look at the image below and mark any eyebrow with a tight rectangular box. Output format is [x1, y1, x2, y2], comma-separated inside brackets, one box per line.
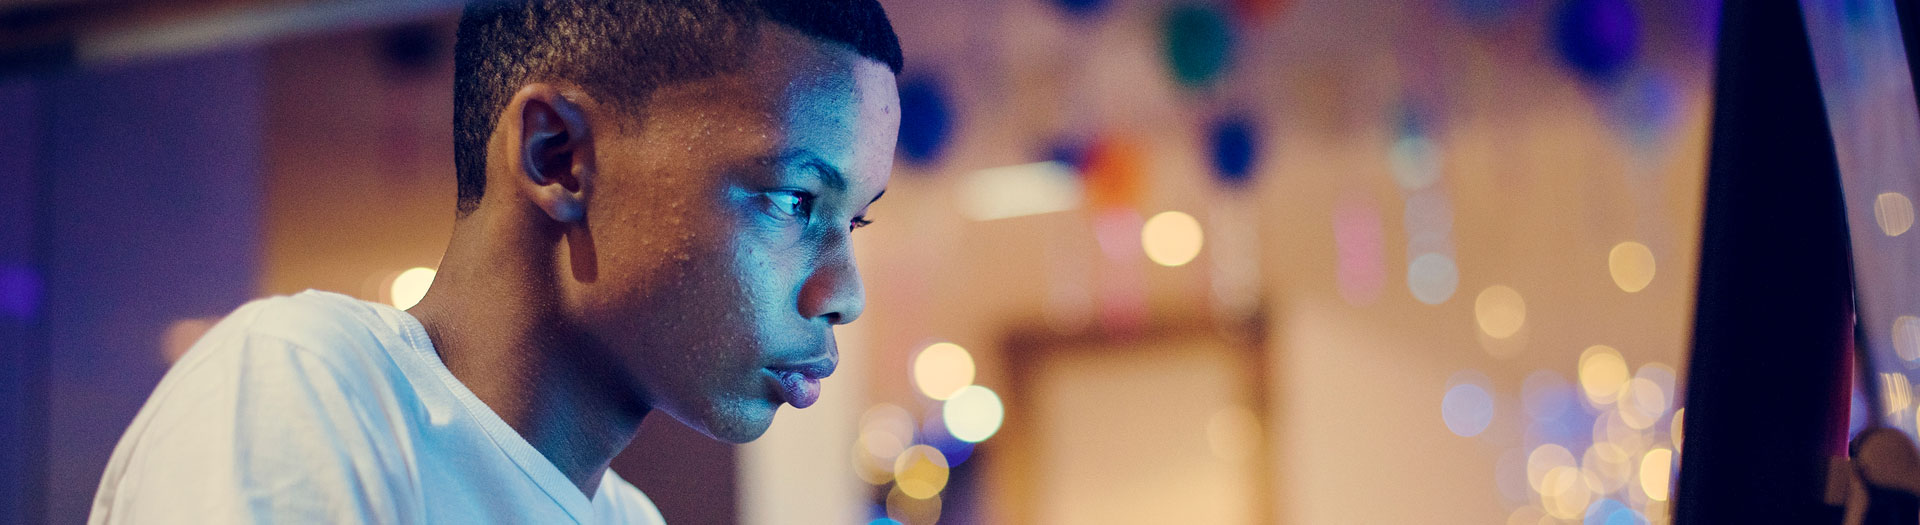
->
[790, 152, 848, 193]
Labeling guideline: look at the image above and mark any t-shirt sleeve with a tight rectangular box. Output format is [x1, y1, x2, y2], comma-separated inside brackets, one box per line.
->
[90, 329, 421, 524]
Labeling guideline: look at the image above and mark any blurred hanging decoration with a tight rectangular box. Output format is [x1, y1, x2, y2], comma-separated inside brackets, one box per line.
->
[1048, 0, 1111, 19]
[897, 74, 957, 167]
[1046, 134, 1093, 173]
[1080, 135, 1147, 210]
[1230, 0, 1291, 27]
[1161, 4, 1237, 89]
[1206, 112, 1260, 188]
[1551, 0, 1640, 86]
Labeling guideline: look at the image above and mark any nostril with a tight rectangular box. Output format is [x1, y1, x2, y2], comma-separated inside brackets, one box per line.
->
[822, 312, 843, 325]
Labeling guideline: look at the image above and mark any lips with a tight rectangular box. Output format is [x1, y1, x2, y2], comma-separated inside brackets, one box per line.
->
[767, 358, 835, 409]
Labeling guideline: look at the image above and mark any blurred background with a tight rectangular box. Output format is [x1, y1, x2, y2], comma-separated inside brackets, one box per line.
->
[5, 0, 1904, 523]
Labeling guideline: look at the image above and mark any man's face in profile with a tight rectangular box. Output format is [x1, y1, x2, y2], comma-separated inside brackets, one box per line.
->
[562, 24, 897, 443]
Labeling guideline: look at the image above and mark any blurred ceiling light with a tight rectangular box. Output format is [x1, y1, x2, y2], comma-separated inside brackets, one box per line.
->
[387, 267, 436, 310]
[912, 342, 975, 400]
[892, 445, 950, 499]
[1876, 192, 1915, 237]
[1608, 241, 1657, 293]
[1639, 448, 1674, 501]
[956, 161, 1081, 221]
[1474, 285, 1527, 339]
[1141, 210, 1205, 267]
[1578, 345, 1629, 406]
[943, 385, 1004, 443]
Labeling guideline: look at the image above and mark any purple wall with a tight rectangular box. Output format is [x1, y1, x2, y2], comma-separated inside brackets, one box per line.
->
[0, 77, 46, 525]
[26, 49, 265, 523]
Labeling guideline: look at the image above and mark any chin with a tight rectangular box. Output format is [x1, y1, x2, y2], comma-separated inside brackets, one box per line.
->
[685, 399, 778, 444]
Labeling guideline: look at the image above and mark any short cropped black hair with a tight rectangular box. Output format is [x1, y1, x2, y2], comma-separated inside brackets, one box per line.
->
[453, 0, 904, 216]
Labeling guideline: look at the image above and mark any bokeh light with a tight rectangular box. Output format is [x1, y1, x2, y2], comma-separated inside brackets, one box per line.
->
[1141, 210, 1205, 267]
[912, 342, 976, 400]
[1580, 442, 1632, 494]
[943, 385, 1005, 443]
[1507, 506, 1548, 525]
[1893, 315, 1920, 365]
[1876, 192, 1914, 237]
[1527, 444, 1578, 494]
[1522, 370, 1577, 422]
[885, 484, 943, 524]
[1608, 241, 1656, 293]
[1442, 381, 1495, 437]
[1541, 465, 1592, 519]
[855, 404, 917, 485]
[1579, 345, 1630, 406]
[1407, 252, 1460, 305]
[1475, 285, 1527, 339]
[1639, 448, 1673, 501]
[1618, 379, 1669, 430]
[1583, 498, 1639, 525]
[1389, 134, 1443, 191]
[387, 267, 435, 310]
[892, 445, 951, 499]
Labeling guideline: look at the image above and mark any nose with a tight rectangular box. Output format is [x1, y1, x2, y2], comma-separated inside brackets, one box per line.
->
[798, 240, 865, 325]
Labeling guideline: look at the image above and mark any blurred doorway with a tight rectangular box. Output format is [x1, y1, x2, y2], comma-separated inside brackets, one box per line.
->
[996, 319, 1272, 525]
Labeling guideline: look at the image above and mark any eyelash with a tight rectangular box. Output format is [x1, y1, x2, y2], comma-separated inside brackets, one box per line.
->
[769, 191, 875, 231]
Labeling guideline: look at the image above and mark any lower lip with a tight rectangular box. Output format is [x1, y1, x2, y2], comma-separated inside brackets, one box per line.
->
[770, 369, 822, 408]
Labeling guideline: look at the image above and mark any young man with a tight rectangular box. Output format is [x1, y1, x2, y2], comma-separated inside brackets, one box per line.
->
[88, 1, 901, 523]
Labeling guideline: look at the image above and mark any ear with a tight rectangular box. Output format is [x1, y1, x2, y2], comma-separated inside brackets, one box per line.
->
[508, 83, 595, 223]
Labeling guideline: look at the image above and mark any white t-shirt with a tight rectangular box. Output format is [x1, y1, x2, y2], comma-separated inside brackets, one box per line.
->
[89, 290, 667, 525]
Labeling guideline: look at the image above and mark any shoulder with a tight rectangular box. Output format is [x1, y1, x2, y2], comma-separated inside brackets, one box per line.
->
[174, 290, 410, 383]
[593, 471, 668, 525]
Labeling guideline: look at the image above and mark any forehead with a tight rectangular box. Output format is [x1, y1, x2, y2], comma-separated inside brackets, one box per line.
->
[631, 24, 899, 189]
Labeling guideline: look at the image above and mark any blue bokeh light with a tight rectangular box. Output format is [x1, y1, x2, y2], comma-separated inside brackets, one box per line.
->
[1442, 381, 1495, 437]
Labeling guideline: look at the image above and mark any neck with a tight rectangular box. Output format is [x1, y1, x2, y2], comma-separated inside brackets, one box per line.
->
[407, 206, 648, 497]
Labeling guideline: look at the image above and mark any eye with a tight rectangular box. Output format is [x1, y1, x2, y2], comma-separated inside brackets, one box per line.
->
[766, 191, 813, 220]
[850, 216, 874, 231]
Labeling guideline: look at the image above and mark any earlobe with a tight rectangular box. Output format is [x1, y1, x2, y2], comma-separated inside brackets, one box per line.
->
[512, 84, 596, 224]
